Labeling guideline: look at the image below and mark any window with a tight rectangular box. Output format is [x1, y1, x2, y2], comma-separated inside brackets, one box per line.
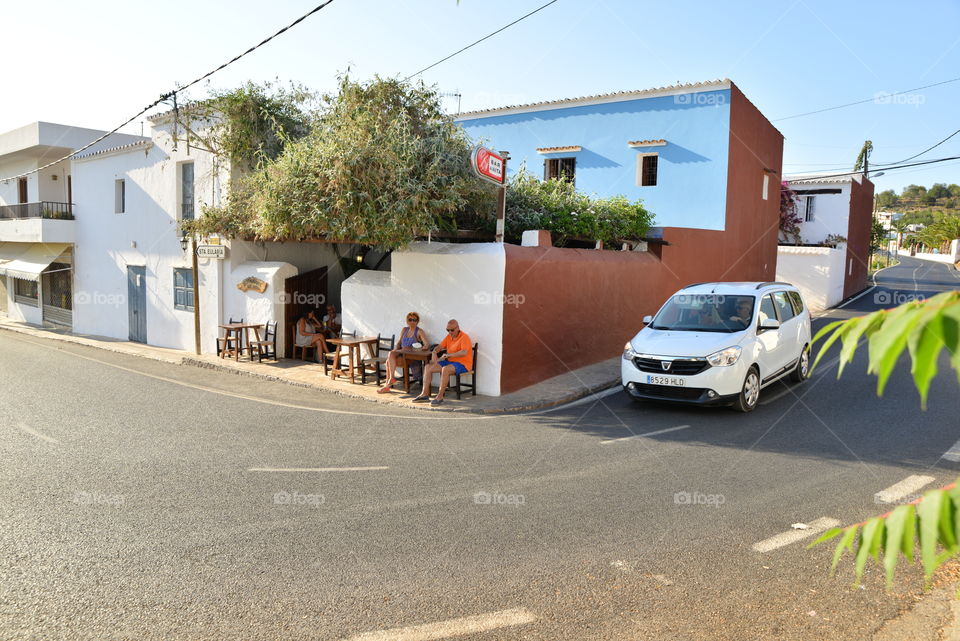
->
[804, 195, 816, 222]
[544, 157, 576, 184]
[115, 179, 125, 214]
[173, 268, 194, 311]
[637, 154, 658, 186]
[773, 291, 796, 321]
[787, 291, 805, 316]
[13, 278, 38, 306]
[758, 294, 777, 324]
[180, 162, 195, 220]
[762, 174, 770, 200]
[17, 177, 28, 204]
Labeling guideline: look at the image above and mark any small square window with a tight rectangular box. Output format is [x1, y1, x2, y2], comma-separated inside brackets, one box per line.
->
[637, 154, 658, 186]
[173, 268, 194, 311]
[13, 278, 38, 306]
[115, 179, 125, 213]
[544, 157, 576, 184]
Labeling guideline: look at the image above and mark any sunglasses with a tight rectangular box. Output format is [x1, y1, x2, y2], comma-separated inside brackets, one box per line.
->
[407, 318, 418, 322]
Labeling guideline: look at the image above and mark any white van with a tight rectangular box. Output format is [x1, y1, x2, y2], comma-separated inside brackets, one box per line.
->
[622, 282, 812, 412]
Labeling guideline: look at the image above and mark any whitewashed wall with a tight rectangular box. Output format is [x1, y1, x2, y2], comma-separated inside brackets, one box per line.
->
[794, 184, 850, 245]
[776, 245, 847, 312]
[342, 242, 505, 396]
[71, 120, 229, 352]
[223, 260, 297, 356]
[898, 239, 960, 264]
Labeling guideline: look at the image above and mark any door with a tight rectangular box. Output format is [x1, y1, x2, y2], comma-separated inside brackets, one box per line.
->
[17, 178, 28, 204]
[127, 266, 147, 343]
[771, 291, 801, 371]
[755, 294, 783, 380]
[283, 266, 328, 357]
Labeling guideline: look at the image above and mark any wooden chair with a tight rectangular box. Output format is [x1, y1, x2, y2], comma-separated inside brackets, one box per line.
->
[361, 334, 395, 385]
[452, 343, 479, 399]
[322, 330, 355, 376]
[217, 317, 244, 358]
[250, 321, 278, 362]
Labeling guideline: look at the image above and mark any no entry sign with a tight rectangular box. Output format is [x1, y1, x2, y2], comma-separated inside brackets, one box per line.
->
[471, 146, 505, 185]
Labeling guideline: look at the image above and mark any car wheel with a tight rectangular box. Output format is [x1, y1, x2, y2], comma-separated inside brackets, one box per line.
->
[732, 366, 761, 413]
[789, 344, 810, 383]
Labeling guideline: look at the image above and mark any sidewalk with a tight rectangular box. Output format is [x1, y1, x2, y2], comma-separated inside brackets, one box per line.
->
[0, 318, 620, 414]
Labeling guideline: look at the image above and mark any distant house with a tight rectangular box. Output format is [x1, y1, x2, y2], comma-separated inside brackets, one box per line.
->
[776, 172, 874, 311]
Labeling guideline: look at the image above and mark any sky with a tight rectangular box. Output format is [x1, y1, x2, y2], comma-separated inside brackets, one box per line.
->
[3, 0, 959, 195]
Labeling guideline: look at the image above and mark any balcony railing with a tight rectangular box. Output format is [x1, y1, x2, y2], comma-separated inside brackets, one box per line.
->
[0, 201, 74, 220]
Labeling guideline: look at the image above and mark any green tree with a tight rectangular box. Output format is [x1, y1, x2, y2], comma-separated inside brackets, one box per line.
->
[875, 189, 898, 209]
[928, 183, 951, 200]
[890, 217, 909, 252]
[902, 184, 928, 202]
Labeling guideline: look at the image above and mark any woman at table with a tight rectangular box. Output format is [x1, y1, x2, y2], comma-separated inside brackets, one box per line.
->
[378, 312, 428, 393]
[295, 310, 328, 356]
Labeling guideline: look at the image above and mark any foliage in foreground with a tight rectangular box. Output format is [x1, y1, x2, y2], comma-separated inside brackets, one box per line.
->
[809, 292, 960, 586]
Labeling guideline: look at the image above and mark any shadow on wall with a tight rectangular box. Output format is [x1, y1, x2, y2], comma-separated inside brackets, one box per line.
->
[658, 143, 710, 164]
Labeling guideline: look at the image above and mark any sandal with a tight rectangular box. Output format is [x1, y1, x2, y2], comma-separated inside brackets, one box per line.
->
[377, 383, 394, 394]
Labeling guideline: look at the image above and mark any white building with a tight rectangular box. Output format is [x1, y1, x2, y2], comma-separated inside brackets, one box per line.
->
[0, 123, 142, 326]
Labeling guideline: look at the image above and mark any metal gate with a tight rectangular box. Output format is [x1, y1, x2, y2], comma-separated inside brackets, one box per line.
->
[41, 263, 72, 327]
[127, 266, 147, 343]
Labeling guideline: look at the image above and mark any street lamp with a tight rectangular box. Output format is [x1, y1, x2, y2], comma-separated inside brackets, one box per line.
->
[179, 232, 190, 253]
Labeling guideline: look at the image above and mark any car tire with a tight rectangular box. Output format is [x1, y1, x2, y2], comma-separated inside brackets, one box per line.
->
[789, 344, 810, 383]
[732, 365, 761, 413]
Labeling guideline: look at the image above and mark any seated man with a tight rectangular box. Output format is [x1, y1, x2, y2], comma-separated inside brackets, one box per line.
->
[413, 319, 473, 406]
[321, 304, 342, 336]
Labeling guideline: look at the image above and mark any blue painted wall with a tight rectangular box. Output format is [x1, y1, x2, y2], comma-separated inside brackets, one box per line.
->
[457, 89, 732, 231]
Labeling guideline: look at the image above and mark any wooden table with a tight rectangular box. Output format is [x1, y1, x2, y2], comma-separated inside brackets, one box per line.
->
[397, 348, 432, 393]
[218, 323, 264, 361]
[327, 336, 379, 384]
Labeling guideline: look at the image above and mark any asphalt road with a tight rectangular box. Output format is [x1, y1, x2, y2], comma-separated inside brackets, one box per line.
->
[2, 256, 959, 641]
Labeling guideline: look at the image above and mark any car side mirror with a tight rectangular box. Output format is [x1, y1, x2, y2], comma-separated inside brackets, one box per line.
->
[759, 318, 780, 331]
[642, 315, 653, 325]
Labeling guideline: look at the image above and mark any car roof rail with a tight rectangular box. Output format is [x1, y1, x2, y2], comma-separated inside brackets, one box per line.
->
[755, 281, 793, 290]
[683, 282, 716, 289]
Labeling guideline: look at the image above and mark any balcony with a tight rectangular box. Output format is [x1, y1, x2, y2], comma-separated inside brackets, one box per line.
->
[0, 202, 74, 243]
[0, 201, 74, 220]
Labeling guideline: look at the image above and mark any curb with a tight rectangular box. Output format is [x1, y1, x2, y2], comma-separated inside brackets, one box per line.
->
[0, 322, 617, 415]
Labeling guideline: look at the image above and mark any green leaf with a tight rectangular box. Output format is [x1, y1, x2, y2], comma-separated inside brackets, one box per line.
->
[837, 312, 884, 378]
[867, 304, 925, 396]
[902, 504, 917, 563]
[809, 527, 844, 547]
[919, 489, 947, 583]
[855, 518, 884, 585]
[883, 505, 912, 589]
[830, 525, 860, 576]
[811, 319, 848, 373]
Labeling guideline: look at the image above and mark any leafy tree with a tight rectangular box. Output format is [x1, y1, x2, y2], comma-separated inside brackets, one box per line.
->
[928, 183, 951, 200]
[869, 218, 887, 256]
[890, 218, 909, 251]
[902, 184, 928, 202]
[809, 293, 960, 586]
[875, 189, 898, 209]
[779, 182, 803, 245]
[949, 184, 960, 199]
[495, 169, 653, 246]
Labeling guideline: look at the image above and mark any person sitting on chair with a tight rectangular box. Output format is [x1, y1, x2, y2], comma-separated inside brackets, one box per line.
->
[294, 310, 327, 356]
[322, 304, 342, 336]
[413, 319, 472, 406]
[378, 312, 428, 393]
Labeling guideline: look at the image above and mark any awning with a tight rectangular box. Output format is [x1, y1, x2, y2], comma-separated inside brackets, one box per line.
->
[0, 243, 70, 282]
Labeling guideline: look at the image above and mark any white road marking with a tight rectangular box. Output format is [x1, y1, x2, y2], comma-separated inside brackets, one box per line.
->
[248, 466, 389, 473]
[530, 386, 621, 414]
[14, 422, 59, 444]
[874, 475, 936, 503]
[944, 439, 960, 462]
[834, 285, 876, 310]
[342, 608, 537, 641]
[751, 517, 841, 553]
[600, 424, 691, 444]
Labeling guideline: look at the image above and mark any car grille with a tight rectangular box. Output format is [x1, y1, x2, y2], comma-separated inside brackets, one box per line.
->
[633, 357, 710, 375]
[630, 383, 707, 400]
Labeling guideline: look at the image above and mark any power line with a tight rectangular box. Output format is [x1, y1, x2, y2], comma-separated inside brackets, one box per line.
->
[1, 0, 336, 183]
[403, 0, 560, 82]
[772, 75, 960, 122]
[785, 155, 960, 182]
[873, 128, 960, 166]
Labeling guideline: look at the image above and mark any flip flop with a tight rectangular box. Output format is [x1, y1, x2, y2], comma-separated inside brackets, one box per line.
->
[412, 396, 430, 403]
[377, 384, 394, 394]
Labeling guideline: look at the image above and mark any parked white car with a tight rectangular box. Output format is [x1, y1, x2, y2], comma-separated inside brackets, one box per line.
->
[622, 282, 812, 412]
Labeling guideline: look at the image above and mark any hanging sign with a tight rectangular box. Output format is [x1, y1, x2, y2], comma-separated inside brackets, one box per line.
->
[471, 146, 505, 185]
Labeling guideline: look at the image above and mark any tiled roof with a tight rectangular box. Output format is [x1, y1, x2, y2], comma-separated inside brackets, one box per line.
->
[456, 79, 731, 118]
[627, 139, 667, 147]
[536, 145, 581, 154]
[785, 171, 862, 185]
[73, 139, 152, 160]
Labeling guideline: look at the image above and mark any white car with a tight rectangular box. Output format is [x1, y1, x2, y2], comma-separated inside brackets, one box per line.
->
[622, 282, 812, 412]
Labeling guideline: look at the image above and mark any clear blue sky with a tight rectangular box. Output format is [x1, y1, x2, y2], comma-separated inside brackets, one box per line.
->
[4, 0, 959, 194]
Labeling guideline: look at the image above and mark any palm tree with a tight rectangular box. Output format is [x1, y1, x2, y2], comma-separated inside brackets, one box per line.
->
[890, 217, 909, 253]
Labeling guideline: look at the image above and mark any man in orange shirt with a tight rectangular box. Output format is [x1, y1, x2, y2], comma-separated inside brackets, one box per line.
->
[413, 319, 473, 406]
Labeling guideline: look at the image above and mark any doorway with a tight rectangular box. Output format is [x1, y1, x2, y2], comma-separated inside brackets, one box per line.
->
[283, 266, 328, 357]
[127, 266, 147, 343]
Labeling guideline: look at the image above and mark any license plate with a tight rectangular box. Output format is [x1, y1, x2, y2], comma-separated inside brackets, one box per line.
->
[647, 375, 686, 386]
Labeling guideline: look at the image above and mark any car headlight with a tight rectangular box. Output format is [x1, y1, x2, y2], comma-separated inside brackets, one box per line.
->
[706, 345, 742, 367]
[623, 342, 638, 360]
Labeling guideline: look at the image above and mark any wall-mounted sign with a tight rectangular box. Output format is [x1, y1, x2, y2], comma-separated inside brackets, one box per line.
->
[197, 245, 226, 259]
[237, 276, 268, 293]
[471, 146, 505, 185]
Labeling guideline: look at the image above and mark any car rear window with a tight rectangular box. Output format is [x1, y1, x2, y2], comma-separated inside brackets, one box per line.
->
[773, 292, 796, 321]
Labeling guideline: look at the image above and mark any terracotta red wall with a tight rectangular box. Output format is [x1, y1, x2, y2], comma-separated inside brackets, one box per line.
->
[499, 83, 784, 394]
[844, 177, 874, 298]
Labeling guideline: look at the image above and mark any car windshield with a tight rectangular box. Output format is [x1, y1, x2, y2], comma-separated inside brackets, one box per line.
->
[650, 293, 756, 333]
